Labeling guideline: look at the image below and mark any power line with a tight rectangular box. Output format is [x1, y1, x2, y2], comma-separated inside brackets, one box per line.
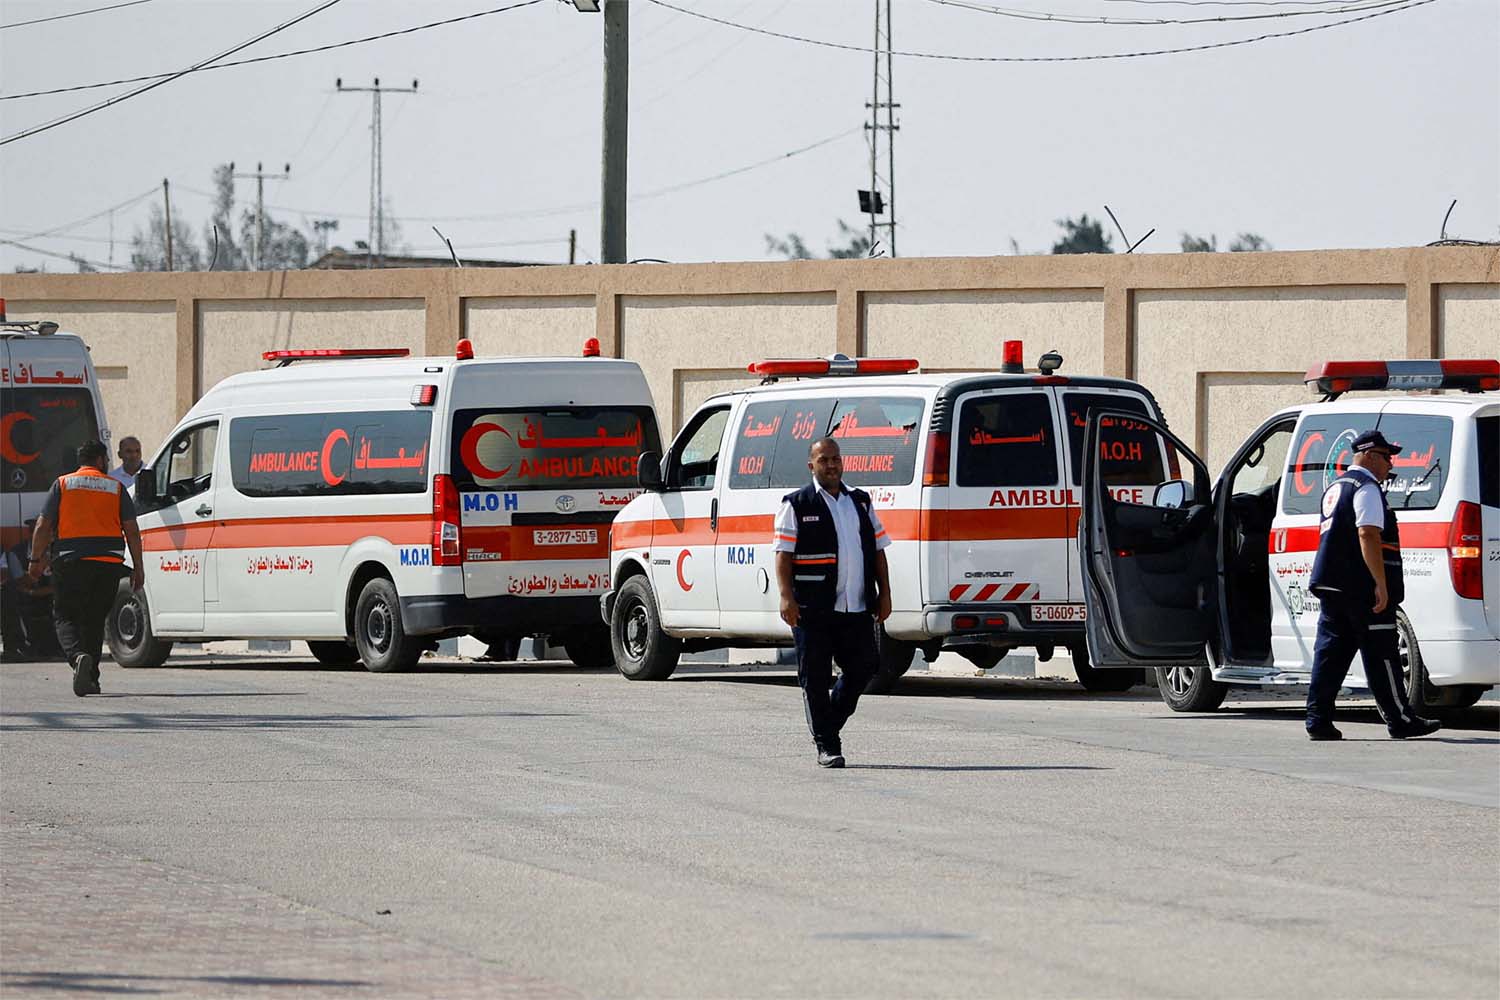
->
[641, 0, 1440, 62]
[0, 0, 344, 147]
[0, 0, 155, 31]
[0, 238, 129, 271]
[927, 0, 1413, 26]
[1, 0, 547, 102]
[7, 186, 158, 241]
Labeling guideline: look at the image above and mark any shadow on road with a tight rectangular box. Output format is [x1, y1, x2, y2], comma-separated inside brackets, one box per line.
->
[846, 764, 1111, 772]
[1, 970, 371, 992]
[1174, 702, 1500, 735]
[0, 709, 577, 733]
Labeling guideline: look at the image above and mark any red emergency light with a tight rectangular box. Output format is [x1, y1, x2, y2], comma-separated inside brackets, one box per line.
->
[747, 356, 920, 379]
[582, 337, 601, 357]
[263, 348, 410, 366]
[0, 298, 6, 322]
[455, 339, 475, 361]
[1305, 359, 1500, 396]
[1001, 339, 1025, 374]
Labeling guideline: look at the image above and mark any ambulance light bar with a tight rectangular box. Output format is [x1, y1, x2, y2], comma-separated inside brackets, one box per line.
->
[264, 348, 410, 367]
[1305, 359, 1499, 396]
[748, 355, 920, 380]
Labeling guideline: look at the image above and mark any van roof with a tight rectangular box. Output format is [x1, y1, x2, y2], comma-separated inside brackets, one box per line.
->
[1270, 390, 1500, 420]
[212, 354, 642, 389]
[703, 370, 1150, 401]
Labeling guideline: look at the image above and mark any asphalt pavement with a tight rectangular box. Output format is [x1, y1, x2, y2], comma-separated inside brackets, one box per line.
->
[2, 651, 1496, 999]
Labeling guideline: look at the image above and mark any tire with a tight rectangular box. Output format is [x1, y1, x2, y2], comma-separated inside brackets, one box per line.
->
[563, 626, 616, 670]
[1070, 643, 1143, 693]
[1154, 663, 1228, 712]
[1439, 685, 1488, 710]
[609, 576, 681, 681]
[105, 581, 173, 668]
[1395, 609, 1437, 709]
[307, 640, 360, 666]
[864, 622, 916, 694]
[352, 577, 423, 673]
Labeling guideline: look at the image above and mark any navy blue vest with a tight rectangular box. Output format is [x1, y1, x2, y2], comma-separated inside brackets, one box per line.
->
[785, 482, 878, 613]
[1309, 471, 1404, 606]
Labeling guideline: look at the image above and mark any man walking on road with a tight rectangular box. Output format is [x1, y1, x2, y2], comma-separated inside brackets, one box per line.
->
[774, 437, 893, 768]
[109, 435, 144, 490]
[1306, 429, 1440, 741]
[28, 440, 145, 697]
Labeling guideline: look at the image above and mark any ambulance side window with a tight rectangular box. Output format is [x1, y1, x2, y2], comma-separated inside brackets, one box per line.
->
[1282, 414, 1378, 515]
[162, 423, 218, 503]
[828, 396, 924, 486]
[669, 407, 730, 491]
[1061, 392, 1164, 487]
[956, 392, 1057, 487]
[1229, 423, 1294, 498]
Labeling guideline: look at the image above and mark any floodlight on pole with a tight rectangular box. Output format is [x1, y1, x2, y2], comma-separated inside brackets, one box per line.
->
[572, 1, 601, 11]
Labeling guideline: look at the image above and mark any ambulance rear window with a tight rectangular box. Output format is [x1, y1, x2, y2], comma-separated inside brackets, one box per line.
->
[450, 407, 660, 490]
[1061, 392, 1165, 487]
[0, 387, 100, 495]
[229, 411, 433, 497]
[956, 392, 1058, 487]
[727, 396, 922, 489]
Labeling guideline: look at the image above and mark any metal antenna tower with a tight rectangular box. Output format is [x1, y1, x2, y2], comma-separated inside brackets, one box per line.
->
[336, 77, 418, 268]
[865, 0, 899, 256]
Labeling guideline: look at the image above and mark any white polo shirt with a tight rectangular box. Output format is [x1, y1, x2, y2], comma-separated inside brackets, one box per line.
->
[773, 480, 890, 612]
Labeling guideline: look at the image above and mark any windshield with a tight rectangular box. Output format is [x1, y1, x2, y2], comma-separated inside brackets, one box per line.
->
[450, 407, 660, 490]
[0, 387, 101, 494]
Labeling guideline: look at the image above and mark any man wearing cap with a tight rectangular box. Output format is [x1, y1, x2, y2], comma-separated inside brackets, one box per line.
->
[27, 440, 145, 697]
[1306, 429, 1440, 741]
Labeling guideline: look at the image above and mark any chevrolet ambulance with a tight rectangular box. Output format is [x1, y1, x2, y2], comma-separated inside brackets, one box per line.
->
[105, 341, 660, 672]
[602, 344, 1171, 691]
[1076, 358, 1499, 712]
[1, 299, 111, 555]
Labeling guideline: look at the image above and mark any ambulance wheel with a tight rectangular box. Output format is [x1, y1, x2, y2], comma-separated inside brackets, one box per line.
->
[610, 576, 681, 681]
[563, 627, 616, 670]
[1070, 643, 1142, 693]
[1154, 664, 1227, 712]
[307, 641, 360, 666]
[353, 578, 422, 673]
[865, 623, 916, 694]
[1396, 609, 1437, 709]
[106, 581, 173, 668]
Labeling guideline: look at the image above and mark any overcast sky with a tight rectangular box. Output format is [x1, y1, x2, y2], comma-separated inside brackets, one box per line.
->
[1, 0, 1495, 272]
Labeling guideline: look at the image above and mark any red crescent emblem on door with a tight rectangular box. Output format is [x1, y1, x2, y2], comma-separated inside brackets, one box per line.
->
[321, 427, 350, 486]
[0, 411, 39, 464]
[676, 549, 693, 591]
[459, 421, 512, 479]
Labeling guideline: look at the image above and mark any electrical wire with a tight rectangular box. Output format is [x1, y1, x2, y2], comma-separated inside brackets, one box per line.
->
[7, 186, 159, 241]
[0, 0, 155, 31]
[641, 0, 1440, 62]
[927, 0, 1412, 26]
[1, 0, 547, 102]
[0, 238, 129, 271]
[1, 0, 345, 146]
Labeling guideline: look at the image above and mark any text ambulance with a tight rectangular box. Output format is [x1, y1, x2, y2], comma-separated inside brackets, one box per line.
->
[603, 344, 1170, 691]
[106, 341, 660, 672]
[1077, 358, 1499, 712]
[1, 300, 111, 553]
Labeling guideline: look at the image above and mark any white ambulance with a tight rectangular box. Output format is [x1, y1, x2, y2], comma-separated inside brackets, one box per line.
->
[106, 341, 661, 672]
[1076, 358, 1499, 712]
[603, 344, 1171, 691]
[1, 299, 111, 556]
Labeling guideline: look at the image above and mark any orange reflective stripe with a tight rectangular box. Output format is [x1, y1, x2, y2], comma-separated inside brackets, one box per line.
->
[793, 557, 836, 565]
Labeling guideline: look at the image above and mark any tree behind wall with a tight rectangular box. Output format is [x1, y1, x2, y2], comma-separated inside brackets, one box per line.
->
[129, 205, 204, 271]
[1052, 215, 1114, 254]
[765, 219, 871, 260]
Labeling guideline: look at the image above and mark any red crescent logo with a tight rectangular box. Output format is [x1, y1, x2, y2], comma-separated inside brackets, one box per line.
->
[459, 421, 512, 479]
[675, 549, 693, 591]
[0, 412, 39, 464]
[321, 428, 351, 487]
[1293, 431, 1323, 495]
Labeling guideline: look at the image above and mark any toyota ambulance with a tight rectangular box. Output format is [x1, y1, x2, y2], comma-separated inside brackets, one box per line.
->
[602, 344, 1170, 691]
[105, 340, 660, 672]
[1, 299, 111, 555]
[1076, 358, 1499, 712]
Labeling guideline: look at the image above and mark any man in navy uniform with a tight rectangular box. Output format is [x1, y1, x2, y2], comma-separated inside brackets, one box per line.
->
[1306, 429, 1440, 741]
[774, 437, 893, 768]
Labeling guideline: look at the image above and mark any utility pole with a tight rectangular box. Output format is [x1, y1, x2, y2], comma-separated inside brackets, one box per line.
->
[162, 178, 174, 272]
[865, 0, 899, 256]
[337, 77, 418, 268]
[600, 0, 628, 264]
[232, 161, 291, 270]
[569, 228, 577, 265]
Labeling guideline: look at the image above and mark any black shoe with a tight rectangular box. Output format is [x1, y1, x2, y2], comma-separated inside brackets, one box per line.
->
[1306, 724, 1343, 741]
[1389, 717, 1441, 740]
[71, 654, 94, 698]
[817, 749, 846, 768]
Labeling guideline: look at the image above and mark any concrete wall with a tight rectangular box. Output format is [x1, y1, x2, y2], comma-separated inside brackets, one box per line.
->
[3, 247, 1496, 469]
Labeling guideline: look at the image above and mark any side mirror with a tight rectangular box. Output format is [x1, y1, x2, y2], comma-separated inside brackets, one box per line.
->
[637, 451, 664, 492]
[1152, 479, 1191, 509]
[134, 467, 157, 504]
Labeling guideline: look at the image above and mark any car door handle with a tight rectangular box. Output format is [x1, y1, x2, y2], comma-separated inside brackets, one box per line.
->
[195, 503, 213, 518]
[710, 497, 718, 532]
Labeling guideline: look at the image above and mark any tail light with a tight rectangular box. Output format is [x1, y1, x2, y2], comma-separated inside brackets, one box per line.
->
[922, 431, 950, 486]
[1448, 501, 1483, 600]
[432, 474, 462, 566]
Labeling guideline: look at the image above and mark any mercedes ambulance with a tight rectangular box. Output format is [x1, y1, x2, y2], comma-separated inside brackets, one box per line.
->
[1, 299, 111, 555]
[1076, 358, 1499, 712]
[105, 340, 661, 672]
[602, 344, 1171, 691]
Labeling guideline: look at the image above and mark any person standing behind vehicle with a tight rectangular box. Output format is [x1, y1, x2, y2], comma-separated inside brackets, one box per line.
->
[1306, 430, 1440, 741]
[109, 435, 143, 490]
[28, 440, 145, 697]
[774, 437, 893, 768]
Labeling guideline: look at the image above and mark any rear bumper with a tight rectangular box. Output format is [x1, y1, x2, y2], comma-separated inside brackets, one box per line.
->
[1419, 639, 1500, 687]
[400, 593, 605, 636]
[921, 604, 1085, 646]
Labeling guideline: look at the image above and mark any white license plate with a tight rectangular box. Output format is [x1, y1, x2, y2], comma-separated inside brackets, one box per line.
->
[533, 528, 598, 546]
[1030, 603, 1086, 622]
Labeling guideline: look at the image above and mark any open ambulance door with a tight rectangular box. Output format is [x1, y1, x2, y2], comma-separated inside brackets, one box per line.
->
[1079, 410, 1218, 668]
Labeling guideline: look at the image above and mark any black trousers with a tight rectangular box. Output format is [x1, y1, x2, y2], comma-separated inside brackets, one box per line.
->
[792, 610, 878, 752]
[1306, 595, 1416, 732]
[51, 559, 122, 670]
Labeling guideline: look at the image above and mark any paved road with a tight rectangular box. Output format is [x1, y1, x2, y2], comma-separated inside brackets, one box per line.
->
[2, 653, 1497, 999]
